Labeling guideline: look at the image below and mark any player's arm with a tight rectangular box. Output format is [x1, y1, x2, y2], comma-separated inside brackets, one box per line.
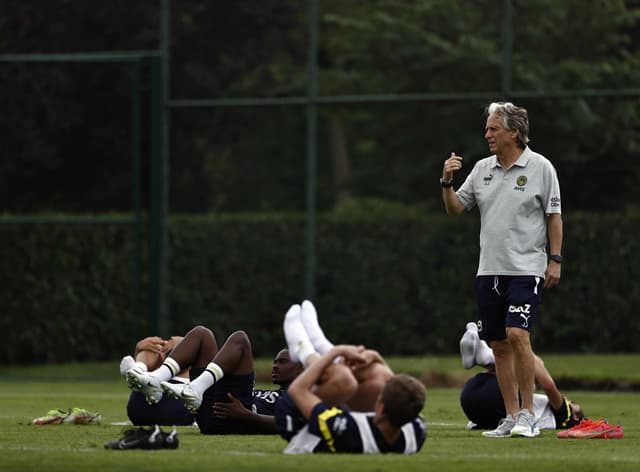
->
[288, 345, 365, 420]
[133, 336, 168, 370]
[534, 354, 577, 427]
[349, 348, 391, 380]
[544, 213, 563, 288]
[134, 336, 166, 357]
[212, 393, 276, 433]
[533, 355, 563, 410]
[442, 152, 465, 216]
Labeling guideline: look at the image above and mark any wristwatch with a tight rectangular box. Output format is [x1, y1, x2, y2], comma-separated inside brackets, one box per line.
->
[549, 254, 562, 264]
[440, 177, 453, 188]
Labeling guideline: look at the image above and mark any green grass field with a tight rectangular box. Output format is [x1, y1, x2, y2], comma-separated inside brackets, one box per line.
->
[1, 356, 638, 472]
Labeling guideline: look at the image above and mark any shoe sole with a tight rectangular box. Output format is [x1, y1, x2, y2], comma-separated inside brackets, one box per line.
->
[161, 384, 201, 412]
[127, 371, 162, 404]
[572, 429, 623, 439]
[126, 371, 143, 390]
[511, 430, 540, 438]
[33, 418, 65, 425]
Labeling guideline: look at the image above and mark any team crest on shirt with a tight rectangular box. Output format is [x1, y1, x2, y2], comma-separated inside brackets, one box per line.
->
[514, 175, 527, 192]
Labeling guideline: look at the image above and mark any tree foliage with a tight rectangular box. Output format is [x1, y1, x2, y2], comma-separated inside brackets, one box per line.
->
[0, 0, 639, 213]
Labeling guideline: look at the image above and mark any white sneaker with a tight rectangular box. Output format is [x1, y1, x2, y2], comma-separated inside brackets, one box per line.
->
[482, 416, 515, 438]
[119, 355, 135, 378]
[511, 409, 540, 437]
[161, 381, 202, 413]
[126, 367, 163, 404]
[460, 324, 479, 369]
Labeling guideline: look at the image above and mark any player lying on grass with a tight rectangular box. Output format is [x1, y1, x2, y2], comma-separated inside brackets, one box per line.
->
[459, 321, 584, 431]
[284, 300, 397, 411]
[125, 325, 303, 434]
[278, 301, 427, 454]
[183, 300, 400, 439]
[120, 335, 195, 426]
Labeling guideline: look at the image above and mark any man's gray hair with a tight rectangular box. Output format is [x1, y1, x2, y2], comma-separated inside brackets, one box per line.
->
[486, 102, 530, 149]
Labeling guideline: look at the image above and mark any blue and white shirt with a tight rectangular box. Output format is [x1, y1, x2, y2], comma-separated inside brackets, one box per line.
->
[284, 402, 427, 454]
[251, 388, 285, 416]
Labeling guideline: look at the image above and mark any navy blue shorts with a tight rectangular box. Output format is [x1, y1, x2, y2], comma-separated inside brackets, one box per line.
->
[474, 275, 543, 342]
[190, 368, 256, 435]
[460, 372, 505, 429]
[127, 380, 195, 426]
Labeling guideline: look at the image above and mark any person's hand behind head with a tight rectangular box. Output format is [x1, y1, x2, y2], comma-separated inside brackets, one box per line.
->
[136, 336, 166, 355]
[163, 336, 183, 355]
[331, 344, 367, 368]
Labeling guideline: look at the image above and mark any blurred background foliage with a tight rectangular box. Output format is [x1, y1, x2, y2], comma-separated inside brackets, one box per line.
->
[1, 1, 639, 361]
[1, 0, 639, 213]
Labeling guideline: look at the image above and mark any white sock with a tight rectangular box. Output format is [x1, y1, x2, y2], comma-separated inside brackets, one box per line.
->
[119, 355, 137, 377]
[475, 340, 495, 366]
[283, 303, 317, 367]
[190, 362, 224, 396]
[133, 361, 148, 372]
[460, 328, 479, 369]
[150, 357, 181, 382]
[300, 300, 334, 355]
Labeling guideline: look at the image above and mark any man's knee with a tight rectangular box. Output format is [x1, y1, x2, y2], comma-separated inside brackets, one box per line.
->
[506, 327, 531, 351]
[189, 325, 215, 341]
[353, 361, 393, 384]
[490, 339, 511, 358]
[313, 363, 358, 406]
[227, 330, 250, 347]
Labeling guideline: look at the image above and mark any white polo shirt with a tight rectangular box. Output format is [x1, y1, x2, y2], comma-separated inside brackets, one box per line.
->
[456, 146, 561, 277]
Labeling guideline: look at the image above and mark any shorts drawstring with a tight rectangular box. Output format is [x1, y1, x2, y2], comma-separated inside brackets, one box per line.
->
[492, 276, 501, 295]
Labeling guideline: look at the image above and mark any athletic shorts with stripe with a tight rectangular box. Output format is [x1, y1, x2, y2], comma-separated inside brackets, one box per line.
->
[474, 275, 543, 342]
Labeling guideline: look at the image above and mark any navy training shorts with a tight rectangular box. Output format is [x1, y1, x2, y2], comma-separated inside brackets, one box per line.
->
[127, 380, 195, 426]
[459, 372, 506, 429]
[474, 275, 543, 342]
[190, 367, 256, 435]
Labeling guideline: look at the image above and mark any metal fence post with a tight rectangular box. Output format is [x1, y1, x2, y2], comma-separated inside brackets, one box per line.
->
[130, 57, 143, 345]
[501, 0, 513, 100]
[149, 55, 169, 337]
[305, 0, 318, 300]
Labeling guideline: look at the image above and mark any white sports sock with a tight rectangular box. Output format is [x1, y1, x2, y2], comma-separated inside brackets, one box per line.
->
[150, 357, 181, 382]
[190, 362, 224, 396]
[119, 355, 136, 377]
[133, 361, 148, 372]
[459, 329, 479, 369]
[475, 340, 495, 366]
[300, 300, 334, 355]
[283, 303, 317, 367]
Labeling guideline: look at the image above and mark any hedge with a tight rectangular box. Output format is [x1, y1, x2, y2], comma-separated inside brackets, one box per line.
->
[1, 211, 638, 363]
